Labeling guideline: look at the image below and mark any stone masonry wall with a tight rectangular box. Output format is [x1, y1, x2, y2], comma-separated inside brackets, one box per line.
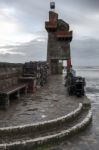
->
[0, 62, 23, 91]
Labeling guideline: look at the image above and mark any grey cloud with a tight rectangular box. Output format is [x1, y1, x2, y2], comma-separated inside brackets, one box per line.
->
[2, 0, 99, 11]
[0, 38, 99, 66]
[1, 0, 99, 33]
[0, 0, 99, 66]
[71, 39, 99, 66]
[57, 0, 99, 12]
[0, 39, 47, 63]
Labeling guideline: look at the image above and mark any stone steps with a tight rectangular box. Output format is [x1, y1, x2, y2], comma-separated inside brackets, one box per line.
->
[0, 103, 92, 150]
[0, 103, 83, 143]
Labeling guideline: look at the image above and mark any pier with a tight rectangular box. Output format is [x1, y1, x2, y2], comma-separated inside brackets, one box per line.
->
[0, 1, 92, 150]
[0, 75, 91, 149]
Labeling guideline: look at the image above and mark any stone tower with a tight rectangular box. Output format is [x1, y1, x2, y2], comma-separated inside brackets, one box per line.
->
[45, 2, 73, 74]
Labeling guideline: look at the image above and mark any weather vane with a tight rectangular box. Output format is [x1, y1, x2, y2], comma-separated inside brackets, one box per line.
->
[50, 0, 55, 10]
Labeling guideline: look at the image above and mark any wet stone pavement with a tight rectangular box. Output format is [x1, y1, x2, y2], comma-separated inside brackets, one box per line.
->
[47, 68, 99, 150]
[0, 75, 81, 128]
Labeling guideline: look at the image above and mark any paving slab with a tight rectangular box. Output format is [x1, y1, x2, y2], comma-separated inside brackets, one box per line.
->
[0, 75, 87, 127]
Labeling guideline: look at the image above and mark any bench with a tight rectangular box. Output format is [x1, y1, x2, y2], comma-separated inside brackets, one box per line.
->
[0, 70, 27, 108]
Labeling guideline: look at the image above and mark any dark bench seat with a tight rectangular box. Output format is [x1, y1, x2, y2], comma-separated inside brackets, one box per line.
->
[0, 83, 27, 95]
[0, 69, 28, 108]
[0, 83, 27, 108]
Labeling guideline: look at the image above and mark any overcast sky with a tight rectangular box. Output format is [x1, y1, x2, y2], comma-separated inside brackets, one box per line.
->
[0, 0, 99, 66]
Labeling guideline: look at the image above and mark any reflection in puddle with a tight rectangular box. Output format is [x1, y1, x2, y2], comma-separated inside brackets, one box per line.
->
[41, 115, 46, 118]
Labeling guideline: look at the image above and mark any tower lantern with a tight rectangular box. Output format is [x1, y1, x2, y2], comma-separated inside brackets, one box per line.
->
[50, 1, 55, 10]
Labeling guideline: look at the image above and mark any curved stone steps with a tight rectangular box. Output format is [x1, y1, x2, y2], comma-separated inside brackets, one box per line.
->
[0, 103, 82, 143]
[0, 108, 88, 144]
[0, 108, 92, 150]
[0, 103, 92, 149]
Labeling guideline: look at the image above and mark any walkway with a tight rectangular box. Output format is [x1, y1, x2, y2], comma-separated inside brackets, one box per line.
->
[0, 75, 82, 127]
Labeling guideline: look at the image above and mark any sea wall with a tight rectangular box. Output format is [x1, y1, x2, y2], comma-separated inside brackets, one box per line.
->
[0, 62, 23, 74]
[0, 63, 23, 92]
